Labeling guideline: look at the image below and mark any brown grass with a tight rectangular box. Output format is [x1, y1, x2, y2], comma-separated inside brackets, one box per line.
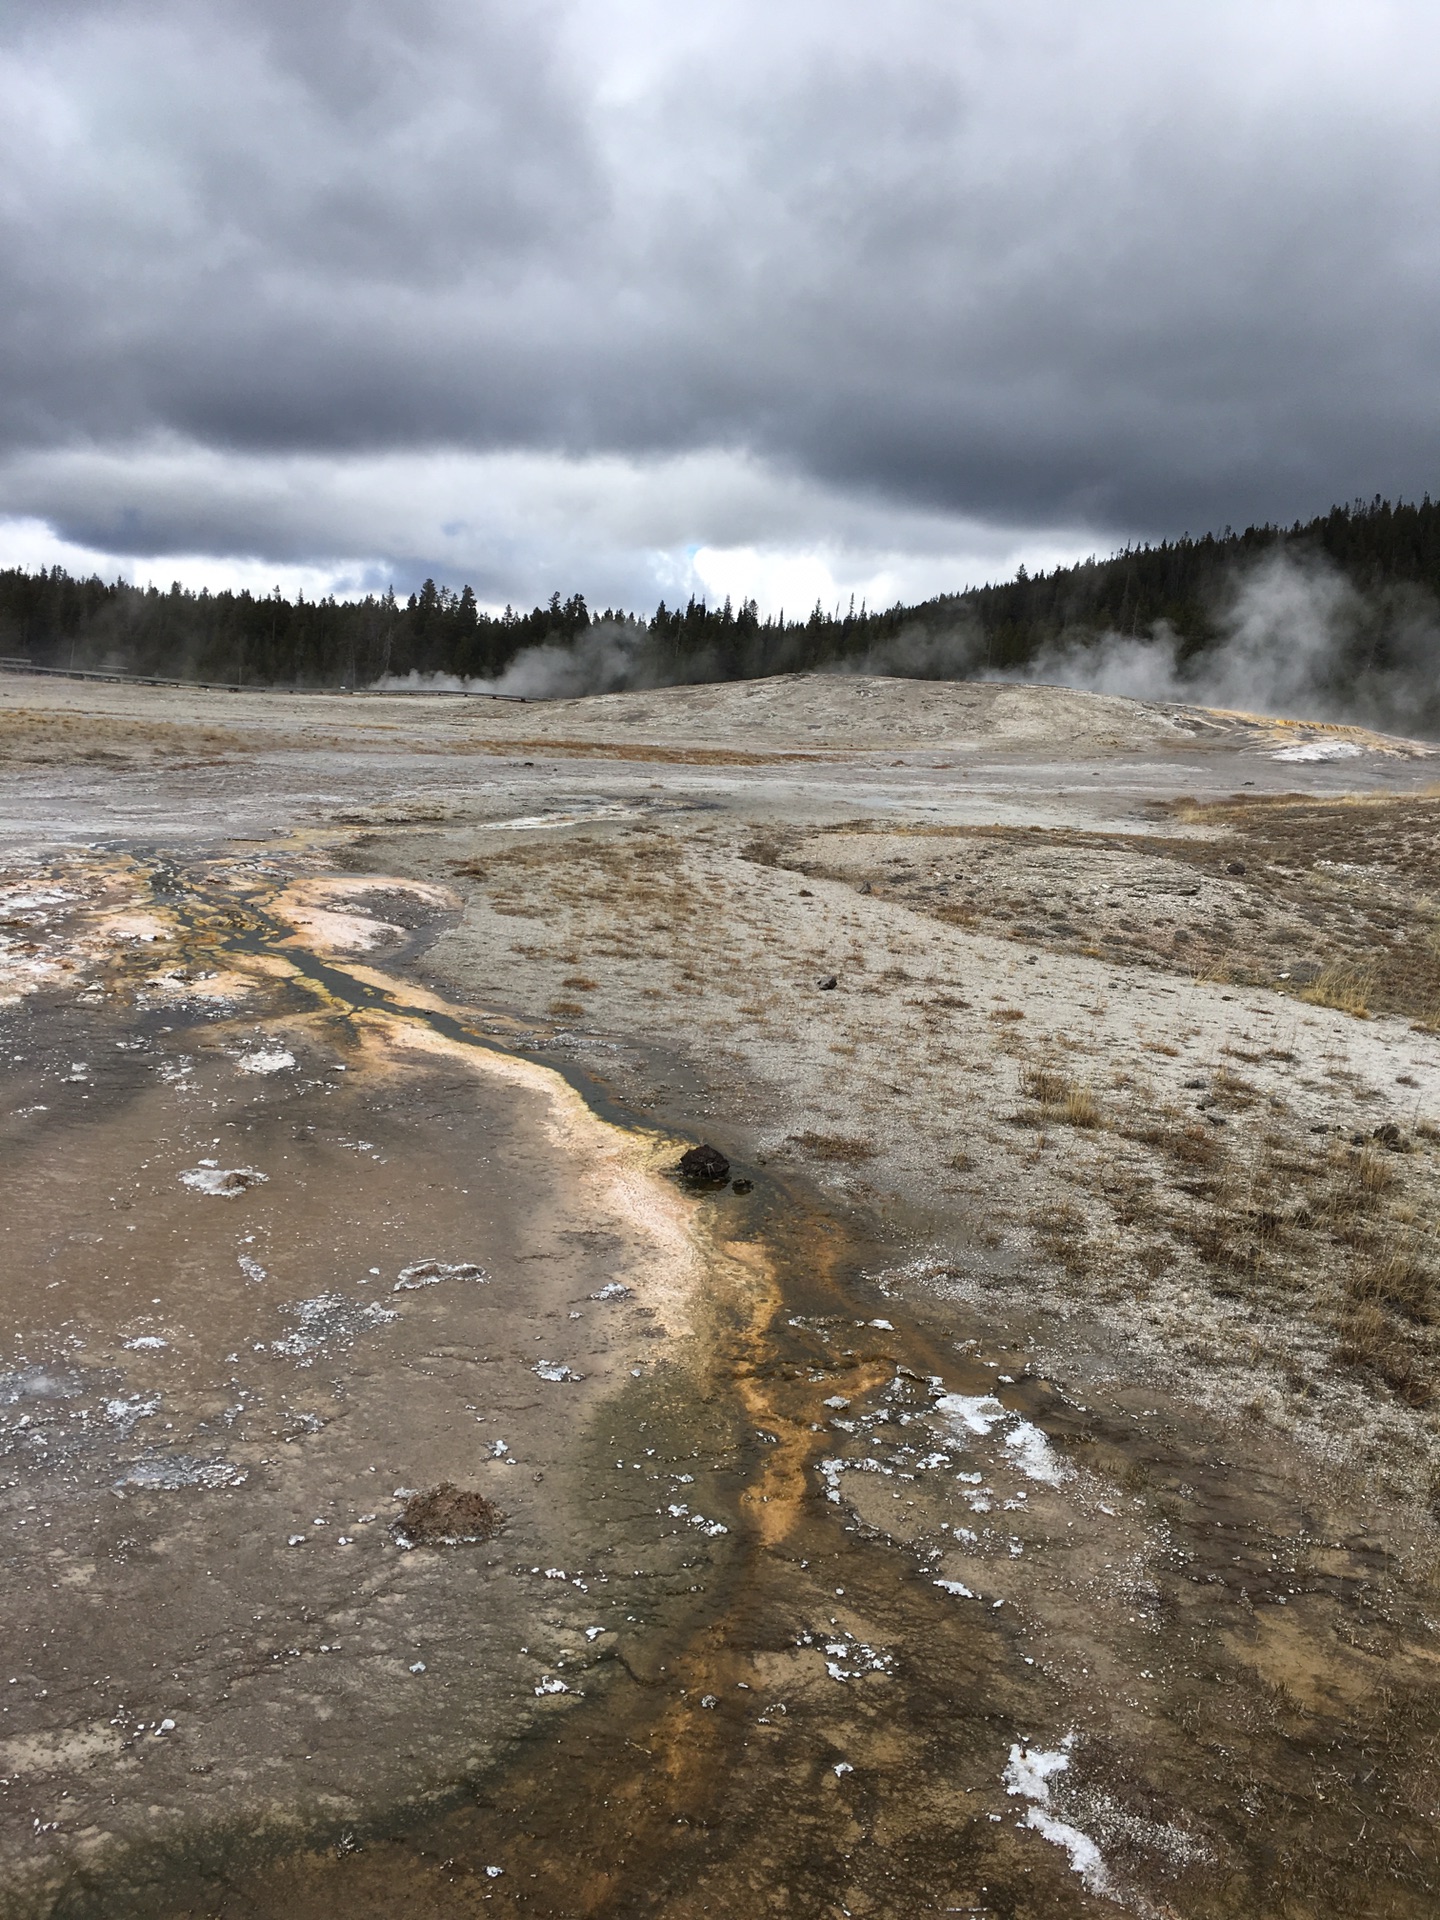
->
[1032, 1201, 1096, 1282]
[787, 1131, 877, 1162]
[1020, 1064, 1102, 1128]
[1346, 1241, 1435, 1322]
[1334, 1305, 1432, 1404]
[1301, 964, 1373, 1017]
[1022, 1066, 1071, 1106]
[1125, 1116, 1224, 1170]
[464, 736, 812, 766]
[1063, 1086, 1102, 1128]
[1357, 1144, 1397, 1196]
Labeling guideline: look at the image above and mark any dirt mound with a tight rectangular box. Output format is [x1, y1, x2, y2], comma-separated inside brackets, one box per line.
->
[482, 674, 1227, 755]
[394, 1483, 504, 1546]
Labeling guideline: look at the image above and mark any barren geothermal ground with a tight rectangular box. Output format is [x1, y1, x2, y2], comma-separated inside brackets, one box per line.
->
[3, 668, 1440, 1919]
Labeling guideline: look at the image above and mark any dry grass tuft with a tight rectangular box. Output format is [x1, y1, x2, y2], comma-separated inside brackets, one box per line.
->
[1345, 1238, 1435, 1323]
[1018, 1065, 1103, 1128]
[1063, 1087, 1101, 1128]
[1334, 1306, 1433, 1404]
[1022, 1066, 1071, 1106]
[1299, 964, 1373, 1017]
[787, 1131, 877, 1163]
[1357, 1145, 1397, 1197]
[1126, 1116, 1223, 1170]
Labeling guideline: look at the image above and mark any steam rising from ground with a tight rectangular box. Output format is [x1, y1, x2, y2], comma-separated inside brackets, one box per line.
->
[1005, 552, 1440, 731]
[378, 551, 1440, 736]
[847, 551, 1440, 735]
[379, 623, 653, 701]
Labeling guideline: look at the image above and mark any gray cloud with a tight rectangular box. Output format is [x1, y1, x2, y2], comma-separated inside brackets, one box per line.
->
[4, 1, 1440, 596]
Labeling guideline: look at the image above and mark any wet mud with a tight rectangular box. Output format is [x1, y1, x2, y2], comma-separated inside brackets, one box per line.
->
[3, 849, 1439, 1918]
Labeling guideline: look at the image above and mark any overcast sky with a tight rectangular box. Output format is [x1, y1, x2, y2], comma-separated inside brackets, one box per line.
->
[3, 0, 1439, 613]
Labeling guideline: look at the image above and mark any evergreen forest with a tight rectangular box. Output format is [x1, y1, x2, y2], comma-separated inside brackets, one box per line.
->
[4, 493, 1440, 699]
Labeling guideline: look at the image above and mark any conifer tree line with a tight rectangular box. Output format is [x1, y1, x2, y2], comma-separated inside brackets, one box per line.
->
[3, 493, 1439, 691]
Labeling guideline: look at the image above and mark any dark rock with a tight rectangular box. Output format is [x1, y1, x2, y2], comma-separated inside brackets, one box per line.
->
[677, 1143, 731, 1183]
[731, 1178, 754, 1195]
[1225, 860, 1247, 875]
[857, 881, 872, 894]
[1373, 1122, 1408, 1151]
[817, 975, 838, 991]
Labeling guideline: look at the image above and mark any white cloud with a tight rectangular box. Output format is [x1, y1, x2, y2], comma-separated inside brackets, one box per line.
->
[0, 440, 1110, 613]
[0, 515, 379, 602]
[690, 534, 1096, 621]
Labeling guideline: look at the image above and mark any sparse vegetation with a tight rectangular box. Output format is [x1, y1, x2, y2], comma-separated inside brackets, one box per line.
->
[786, 1131, 877, 1163]
[1302, 963, 1373, 1016]
[427, 802, 1440, 1437]
[1020, 1064, 1103, 1128]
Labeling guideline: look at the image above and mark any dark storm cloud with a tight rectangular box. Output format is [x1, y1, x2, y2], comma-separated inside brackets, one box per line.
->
[3, 0, 1440, 580]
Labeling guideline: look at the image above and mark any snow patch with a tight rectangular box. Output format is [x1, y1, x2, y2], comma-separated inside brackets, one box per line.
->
[235, 1048, 296, 1075]
[119, 1454, 247, 1491]
[937, 1392, 1007, 1436]
[1002, 1417, 1068, 1487]
[937, 1393, 1070, 1486]
[1003, 1737, 1110, 1896]
[1271, 738, 1362, 762]
[180, 1166, 267, 1198]
[270, 1293, 398, 1365]
[394, 1259, 488, 1291]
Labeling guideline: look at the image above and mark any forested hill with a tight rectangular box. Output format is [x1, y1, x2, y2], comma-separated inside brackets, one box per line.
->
[3, 493, 1439, 692]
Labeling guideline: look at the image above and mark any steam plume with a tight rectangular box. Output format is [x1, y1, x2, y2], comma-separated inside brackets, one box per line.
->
[378, 549, 1440, 737]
